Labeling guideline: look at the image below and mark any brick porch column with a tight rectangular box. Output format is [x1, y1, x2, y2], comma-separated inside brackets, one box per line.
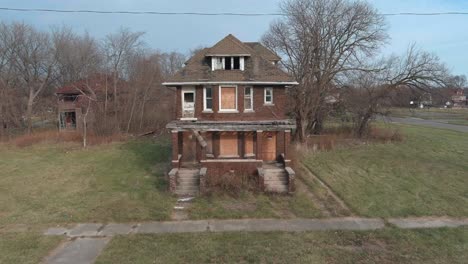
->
[171, 130, 179, 168]
[284, 130, 291, 160]
[256, 130, 263, 160]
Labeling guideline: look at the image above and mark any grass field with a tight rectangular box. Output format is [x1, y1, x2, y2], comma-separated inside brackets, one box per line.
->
[0, 137, 175, 226]
[189, 191, 322, 219]
[390, 107, 468, 125]
[0, 232, 62, 264]
[95, 227, 468, 264]
[302, 125, 468, 217]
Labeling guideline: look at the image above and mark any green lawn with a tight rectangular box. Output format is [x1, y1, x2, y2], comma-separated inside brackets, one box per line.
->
[303, 125, 468, 217]
[390, 107, 468, 124]
[189, 191, 322, 219]
[0, 138, 175, 226]
[0, 232, 62, 264]
[96, 227, 468, 264]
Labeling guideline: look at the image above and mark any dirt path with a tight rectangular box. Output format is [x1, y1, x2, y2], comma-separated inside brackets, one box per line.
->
[295, 177, 332, 217]
[299, 163, 354, 216]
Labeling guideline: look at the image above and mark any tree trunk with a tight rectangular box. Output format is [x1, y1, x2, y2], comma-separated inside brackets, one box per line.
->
[26, 88, 35, 134]
[126, 86, 138, 133]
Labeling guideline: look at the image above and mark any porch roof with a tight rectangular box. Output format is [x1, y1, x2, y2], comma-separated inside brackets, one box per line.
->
[166, 120, 296, 132]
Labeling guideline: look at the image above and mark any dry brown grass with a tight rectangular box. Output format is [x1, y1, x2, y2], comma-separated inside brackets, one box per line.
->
[11, 130, 126, 148]
[205, 171, 258, 197]
[294, 125, 403, 155]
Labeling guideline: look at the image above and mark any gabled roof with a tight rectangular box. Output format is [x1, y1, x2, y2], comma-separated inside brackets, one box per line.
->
[205, 34, 253, 56]
[244, 42, 281, 62]
[164, 34, 297, 85]
[56, 74, 127, 95]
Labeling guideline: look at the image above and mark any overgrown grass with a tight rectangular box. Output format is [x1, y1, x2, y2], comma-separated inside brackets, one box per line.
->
[302, 125, 468, 217]
[189, 191, 322, 220]
[0, 232, 62, 264]
[96, 227, 468, 264]
[0, 137, 175, 225]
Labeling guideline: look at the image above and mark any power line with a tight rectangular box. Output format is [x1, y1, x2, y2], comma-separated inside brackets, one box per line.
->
[1, 7, 468, 17]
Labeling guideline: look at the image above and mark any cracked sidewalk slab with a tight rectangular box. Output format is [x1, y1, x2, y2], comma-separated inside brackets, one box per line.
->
[136, 220, 209, 234]
[387, 217, 468, 229]
[43, 217, 468, 237]
[43, 237, 110, 264]
[68, 223, 103, 237]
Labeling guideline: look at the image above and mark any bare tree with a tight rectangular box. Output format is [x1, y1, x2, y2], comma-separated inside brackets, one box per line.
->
[159, 51, 185, 78]
[9, 23, 57, 134]
[52, 26, 102, 85]
[263, 0, 388, 141]
[343, 46, 448, 137]
[103, 28, 144, 130]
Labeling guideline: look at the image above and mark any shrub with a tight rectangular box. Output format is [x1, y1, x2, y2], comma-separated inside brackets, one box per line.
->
[204, 169, 259, 197]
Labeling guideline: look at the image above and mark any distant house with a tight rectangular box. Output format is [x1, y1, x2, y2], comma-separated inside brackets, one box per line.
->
[163, 34, 298, 195]
[451, 88, 467, 108]
[56, 74, 126, 132]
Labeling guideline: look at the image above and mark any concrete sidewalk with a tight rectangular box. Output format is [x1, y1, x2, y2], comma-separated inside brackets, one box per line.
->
[44, 217, 468, 237]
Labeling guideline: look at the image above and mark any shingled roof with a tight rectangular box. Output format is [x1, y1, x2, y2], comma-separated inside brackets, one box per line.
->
[205, 34, 254, 56]
[244, 42, 281, 62]
[164, 34, 297, 85]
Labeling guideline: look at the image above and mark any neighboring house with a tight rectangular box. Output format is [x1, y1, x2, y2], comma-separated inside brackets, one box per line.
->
[163, 34, 298, 196]
[451, 88, 467, 108]
[56, 74, 125, 132]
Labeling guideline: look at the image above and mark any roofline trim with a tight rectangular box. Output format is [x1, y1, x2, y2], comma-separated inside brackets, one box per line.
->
[162, 81, 299, 86]
[205, 53, 251, 57]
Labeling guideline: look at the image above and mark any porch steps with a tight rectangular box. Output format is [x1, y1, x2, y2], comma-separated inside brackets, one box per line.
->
[263, 167, 289, 193]
[175, 169, 200, 196]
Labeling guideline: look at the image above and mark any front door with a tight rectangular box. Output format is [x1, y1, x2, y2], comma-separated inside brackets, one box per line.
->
[182, 89, 195, 118]
[262, 132, 277, 161]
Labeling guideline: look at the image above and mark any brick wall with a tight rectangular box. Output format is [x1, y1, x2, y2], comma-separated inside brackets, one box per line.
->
[175, 85, 288, 121]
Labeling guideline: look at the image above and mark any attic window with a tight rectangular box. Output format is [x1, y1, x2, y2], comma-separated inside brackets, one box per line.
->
[212, 56, 244, 71]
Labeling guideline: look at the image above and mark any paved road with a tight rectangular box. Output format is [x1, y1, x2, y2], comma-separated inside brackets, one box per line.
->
[386, 116, 468, 133]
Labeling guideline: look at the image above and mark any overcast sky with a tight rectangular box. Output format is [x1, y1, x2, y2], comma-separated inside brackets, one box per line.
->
[1, 0, 467, 75]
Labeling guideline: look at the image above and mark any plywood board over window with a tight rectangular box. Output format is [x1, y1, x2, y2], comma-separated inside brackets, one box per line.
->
[220, 86, 237, 111]
[244, 132, 255, 157]
[262, 132, 277, 161]
[220, 132, 238, 157]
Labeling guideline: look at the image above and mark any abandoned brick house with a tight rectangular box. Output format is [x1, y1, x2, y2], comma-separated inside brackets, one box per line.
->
[56, 74, 126, 133]
[164, 34, 298, 196]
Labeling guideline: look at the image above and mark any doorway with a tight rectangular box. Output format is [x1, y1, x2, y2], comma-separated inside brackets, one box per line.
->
[262, 132, 277, 161]
[182, 89, 195, 118]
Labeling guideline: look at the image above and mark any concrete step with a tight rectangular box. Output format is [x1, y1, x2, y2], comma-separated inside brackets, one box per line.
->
[263, 168, 285, 173]
[178, 178, 200, 184]
[265, 184, 288, 193]
[178, 172, 200, 176]
[264, 179, 288, 184]
[175, 191, 199, 196]
[264, 173, 287, 178]
[264, 175, 288, 181]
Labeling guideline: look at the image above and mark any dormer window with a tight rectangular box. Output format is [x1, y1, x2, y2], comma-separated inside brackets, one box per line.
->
[211, 56, 244, 71]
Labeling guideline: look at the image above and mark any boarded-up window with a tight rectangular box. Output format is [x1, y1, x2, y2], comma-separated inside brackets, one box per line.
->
[244, 87, 253, 111]
[220, 132, 238, 156]
[244, 133, 254, 156]
[220, 86, 237, 110]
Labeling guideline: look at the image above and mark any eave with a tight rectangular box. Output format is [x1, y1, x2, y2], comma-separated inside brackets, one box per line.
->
[162, 81, 299, 86]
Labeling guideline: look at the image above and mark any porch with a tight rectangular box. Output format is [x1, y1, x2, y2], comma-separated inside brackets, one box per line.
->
[167, 120, 295, 167]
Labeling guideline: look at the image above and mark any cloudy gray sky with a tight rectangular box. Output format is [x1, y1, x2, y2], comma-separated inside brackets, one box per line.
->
[1, 0, 467, 74]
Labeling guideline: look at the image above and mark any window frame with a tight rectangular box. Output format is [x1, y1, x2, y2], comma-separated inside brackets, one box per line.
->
[244, 86, 254, 112]
[218, 85, 238, 112]
[264, 87, 274, 105]
[203, 86, 213, 112]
